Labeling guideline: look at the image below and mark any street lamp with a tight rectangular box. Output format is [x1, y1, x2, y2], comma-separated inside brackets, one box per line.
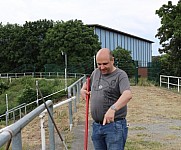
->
[61, 51, 67, 91]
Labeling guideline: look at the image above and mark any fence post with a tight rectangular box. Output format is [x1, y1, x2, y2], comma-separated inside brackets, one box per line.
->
[40, 112, 46, 150]
[68, 101, 73, 131]
[178, 78, 180, 92]
[5, 94, 9, 126]
[77, 83, 80, 103]
[160, 75, 161, 87]
[73, 86, 77, 113]
[48, 104, 55, 150]
[19, 108, 22, 119]
[36, 81, 39, 106]
[167, 76, 170, 89]
[12, 131, 22, 150]
[68, 87, 73, 131]
[135, 61, 138, 85]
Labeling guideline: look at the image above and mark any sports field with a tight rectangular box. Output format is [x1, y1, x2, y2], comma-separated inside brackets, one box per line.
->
[126, 86, 181, 150]
[4, 85, 180, 150]
[72, 85, 181, 150]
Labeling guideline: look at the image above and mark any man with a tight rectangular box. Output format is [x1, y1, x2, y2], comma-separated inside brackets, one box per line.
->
[80, 48, 132, 150]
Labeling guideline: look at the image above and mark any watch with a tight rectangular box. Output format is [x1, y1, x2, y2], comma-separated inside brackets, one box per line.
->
[110, 105, 117, 111]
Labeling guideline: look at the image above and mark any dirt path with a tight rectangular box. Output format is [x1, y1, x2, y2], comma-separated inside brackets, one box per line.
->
[127, 86, 181, 150]
[71, 86, 181, 150]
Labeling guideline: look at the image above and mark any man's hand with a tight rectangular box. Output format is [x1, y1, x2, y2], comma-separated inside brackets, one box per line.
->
[103, 108, 116, 125]
[80, 89, 90, 100]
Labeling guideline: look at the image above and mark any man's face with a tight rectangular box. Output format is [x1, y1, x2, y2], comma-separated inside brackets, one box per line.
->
[96, 57, 114, 74]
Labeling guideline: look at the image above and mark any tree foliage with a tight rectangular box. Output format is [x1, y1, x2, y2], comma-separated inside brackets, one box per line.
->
[155, 0, 181, 76]
[39, 19, 101, 68]
[152, 53, 180, 76]
[0, 19, 100, 73]
[0, 23, 23, 72]
[21, 19, 54, 70]
[0, 20, 54, 72]
[112, 46, 135, 77]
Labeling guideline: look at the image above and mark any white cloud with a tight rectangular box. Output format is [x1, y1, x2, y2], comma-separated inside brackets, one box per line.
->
[0, 0, 179, 55]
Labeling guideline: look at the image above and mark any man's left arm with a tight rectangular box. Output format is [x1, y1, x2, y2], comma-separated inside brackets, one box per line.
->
[103, 90, 132, 125]
[113, 90, 132, 111]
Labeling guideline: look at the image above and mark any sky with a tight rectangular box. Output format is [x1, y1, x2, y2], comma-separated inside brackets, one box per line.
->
[0, 0, 179, 56]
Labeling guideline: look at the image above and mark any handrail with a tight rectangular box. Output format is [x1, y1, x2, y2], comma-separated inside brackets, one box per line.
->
[0, 100, 53, 148]
[39, 96, 76, 150]
[0, 74, 86, 149]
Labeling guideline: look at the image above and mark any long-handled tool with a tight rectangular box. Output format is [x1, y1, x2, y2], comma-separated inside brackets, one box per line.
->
[36, 85, 68, 150]
[84, 77, 90, 150]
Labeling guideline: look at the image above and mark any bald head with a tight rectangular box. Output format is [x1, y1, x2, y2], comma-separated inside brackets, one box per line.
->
[96, 48, 115, 74]
[96, 48, 113, 61]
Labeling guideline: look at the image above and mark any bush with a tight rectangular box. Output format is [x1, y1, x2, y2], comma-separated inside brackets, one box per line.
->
[138, 78, 152, 86]
[18, 86, 36, 105]
[0, 81, 9, 94]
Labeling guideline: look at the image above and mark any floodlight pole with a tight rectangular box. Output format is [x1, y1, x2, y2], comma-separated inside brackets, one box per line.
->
[65, 53, 67, 91]
[62, 51, 68, 91]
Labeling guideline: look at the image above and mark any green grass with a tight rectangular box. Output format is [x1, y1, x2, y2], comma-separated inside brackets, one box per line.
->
[0, 77, 76, 116]
[125, 139, 164, 150]
[169, 126, 181, 130]
[129, 126, 147, 130]
[137, 77, 153, 86]
[125, 126, 164, 149]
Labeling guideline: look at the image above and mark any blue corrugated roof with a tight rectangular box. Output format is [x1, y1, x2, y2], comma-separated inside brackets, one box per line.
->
[87, 24, 154, 43]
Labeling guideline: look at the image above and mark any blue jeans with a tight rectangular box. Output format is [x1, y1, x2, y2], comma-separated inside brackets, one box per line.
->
[91, 119, 128, 150]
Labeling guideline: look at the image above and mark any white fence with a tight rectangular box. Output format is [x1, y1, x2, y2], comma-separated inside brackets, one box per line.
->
[160, 75, 181, 92]
[0, 72, 85, 125]
[0, 72, 83, 79]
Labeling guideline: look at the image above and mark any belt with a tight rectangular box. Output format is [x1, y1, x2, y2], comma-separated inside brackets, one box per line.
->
[95, 118, 125, 124]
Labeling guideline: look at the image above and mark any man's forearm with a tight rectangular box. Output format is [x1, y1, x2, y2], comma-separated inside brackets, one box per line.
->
[112, 90, 132, 111]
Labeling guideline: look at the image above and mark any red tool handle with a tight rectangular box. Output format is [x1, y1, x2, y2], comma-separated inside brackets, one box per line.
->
[84, 77, 90, 150]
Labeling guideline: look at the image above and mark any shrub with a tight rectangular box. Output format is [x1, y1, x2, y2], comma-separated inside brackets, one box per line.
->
[18, 85, 36, 105]
[0, 81, 9, 94]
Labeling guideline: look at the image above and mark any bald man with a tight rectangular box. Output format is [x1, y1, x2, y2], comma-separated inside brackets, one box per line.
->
[81, 48, 132, 150]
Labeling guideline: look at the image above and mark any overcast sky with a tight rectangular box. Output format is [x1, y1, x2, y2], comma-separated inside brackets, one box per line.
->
[0, 0, 179, 56]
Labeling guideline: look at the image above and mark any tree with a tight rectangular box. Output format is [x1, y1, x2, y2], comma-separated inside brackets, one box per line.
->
[21, 19, 54, 70]
[0, 19, 101, 73]
[0, 20, 54, 72]
[0, 23, 23, 72]
[155, 0, 181, 76]
[40, 19, 101, 73]
[112, 46, 135, 77]
[152, 53, 179, 76]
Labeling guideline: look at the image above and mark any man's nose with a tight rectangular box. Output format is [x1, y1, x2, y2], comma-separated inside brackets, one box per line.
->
[100, 65, 105, 69]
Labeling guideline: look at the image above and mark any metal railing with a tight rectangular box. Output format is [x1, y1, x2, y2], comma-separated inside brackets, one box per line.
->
[39, 96, 76, 150]
[0, 75, 86, 149]
[0, 72, 85, 125]
[160, 75, 181, 92]
[0, 100, 53, 149]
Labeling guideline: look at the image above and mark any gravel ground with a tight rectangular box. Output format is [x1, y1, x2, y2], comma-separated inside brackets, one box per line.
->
[71, 120, 94, 150]
[70, 86, 181, 150]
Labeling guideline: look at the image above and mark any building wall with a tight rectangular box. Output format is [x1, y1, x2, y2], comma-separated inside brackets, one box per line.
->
[138, 67, 148, 78]
[90, 25, 153, 68]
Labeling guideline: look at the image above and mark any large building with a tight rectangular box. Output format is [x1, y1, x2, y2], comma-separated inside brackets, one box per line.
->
[88, 24, 154, 68]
